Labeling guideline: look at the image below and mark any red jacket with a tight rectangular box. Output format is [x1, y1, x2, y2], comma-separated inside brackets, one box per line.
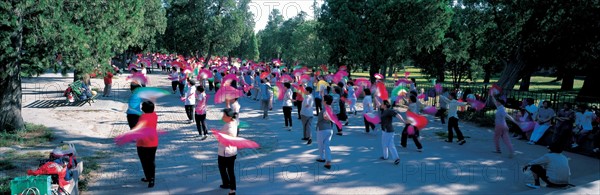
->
[136, 112, 159, 147]
[104, 72, 113, 85]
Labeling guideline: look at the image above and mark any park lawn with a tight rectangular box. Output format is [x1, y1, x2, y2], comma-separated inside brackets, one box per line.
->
[350, 66, 583, 93]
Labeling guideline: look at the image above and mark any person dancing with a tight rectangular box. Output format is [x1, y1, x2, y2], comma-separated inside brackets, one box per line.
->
[379, 100, 403, 165]
[218, 108, 239, 195]
[439, 92, 467, 145]
[194, 86, 209, 139]
[491, 94, 516, 158]
[316, 95, 335, 169]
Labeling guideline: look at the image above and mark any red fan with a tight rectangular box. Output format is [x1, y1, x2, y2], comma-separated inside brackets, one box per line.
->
[280, 74, 293, 83]
[320, 64, 328, 73]
[171, 61, 185, 70]
[422, 106, 437, 115]
[375, 82, 389, 100]
[214, 86, 244, 104]
[338, 65, 347, 72]
[404, 72, 410, 78]
[211, 129, 260, 149]
[325, 106, 343, 129]
[243, 84, 253, 93]
[374, 73, 384, 80]
[364, 113, 381, 124]
[293, 84, 308, 95]
[406, 111, 428, 130]
[490, 84, 502, 95]
[197, 69, 213, 80]
[260, 72, 269, 79]
[467, 99, 486, 111]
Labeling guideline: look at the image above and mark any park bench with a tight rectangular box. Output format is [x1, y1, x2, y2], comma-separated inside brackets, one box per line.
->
[64, 80, 97, 106]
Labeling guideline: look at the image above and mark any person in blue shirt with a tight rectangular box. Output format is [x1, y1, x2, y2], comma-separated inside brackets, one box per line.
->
[126, 84, 143, 129]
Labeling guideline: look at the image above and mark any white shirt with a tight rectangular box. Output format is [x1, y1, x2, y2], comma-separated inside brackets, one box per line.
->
[184, 84, 196, 105]
[231, 101, 240, 114]
[217, 120, 238, 157]
[282, 88, 293, 107]
[363, 95, 373, 113]
[576, 111, 596, 131]
[301, 94, 314, 117]
[440, 96, 467, 119]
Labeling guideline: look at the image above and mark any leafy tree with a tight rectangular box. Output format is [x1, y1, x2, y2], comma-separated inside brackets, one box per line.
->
[258, 9, 284, 61]
[288, 20, 330, 67]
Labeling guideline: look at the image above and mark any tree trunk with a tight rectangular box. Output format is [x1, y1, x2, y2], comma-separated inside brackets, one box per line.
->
[560, 71, 574, 91]
[0, 7, 25, 132]
[484, 68, 491, 83]
[496, 50, 527, 90]
[577, 74, 600, 101]
[437, 66, 445, 82]
[369, 63, 380, 83]
[381, 64, 388, 80]
[204, 42, 215, 67]
[387, 65, 394, 78]
[519, 71, 532, 91]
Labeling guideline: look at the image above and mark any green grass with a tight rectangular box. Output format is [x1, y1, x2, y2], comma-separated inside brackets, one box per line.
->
[78, 151, 109, 192]
[0, 123, 54, 147]
[0, 151, 48, 195]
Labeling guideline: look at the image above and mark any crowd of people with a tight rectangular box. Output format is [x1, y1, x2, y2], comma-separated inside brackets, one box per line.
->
[113, 53, 599, 193]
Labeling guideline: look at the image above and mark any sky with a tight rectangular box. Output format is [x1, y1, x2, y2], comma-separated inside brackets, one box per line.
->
[250, 0, 324, 32]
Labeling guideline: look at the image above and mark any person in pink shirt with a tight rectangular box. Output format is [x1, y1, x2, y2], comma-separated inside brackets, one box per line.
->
[194, 86, 208, 140]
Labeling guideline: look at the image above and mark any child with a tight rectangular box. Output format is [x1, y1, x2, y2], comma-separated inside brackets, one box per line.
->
[194, 86, 208, 139]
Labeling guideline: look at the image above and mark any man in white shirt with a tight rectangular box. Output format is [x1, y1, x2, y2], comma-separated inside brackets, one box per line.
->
[439, 92, 468, 145]
[301, 87, 315, 144]
[524, 144, 571, 189]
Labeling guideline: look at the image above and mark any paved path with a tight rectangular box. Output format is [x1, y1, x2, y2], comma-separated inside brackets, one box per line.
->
[17, 72, 600, 195]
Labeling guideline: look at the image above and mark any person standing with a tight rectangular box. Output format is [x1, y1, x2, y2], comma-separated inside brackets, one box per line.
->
[439, 92, 467, 145]
[183, 79, 196, 124]
[529, 101, 555, 145]
[293, 89, 304, 120]
[169, 67, 179, 94]
[218, 109, 238, 195]
[103, 71, 113, 97]
[260, 79, 272, 119]
[379, 100, 403, 165]
[194, 86, 209, 139]
[347, 81, 357, 115]
[491, 94, 516, 158]
[363, 88, 376, 133]
[572, 104, 596, 148]
[316, 95, 335, 169]
[314, 76, 324, 116]
[282, 83, 294, 130]
[301, 87, 315, 144]
[436, 89, 449, 124]
[126, 84, 143, 129]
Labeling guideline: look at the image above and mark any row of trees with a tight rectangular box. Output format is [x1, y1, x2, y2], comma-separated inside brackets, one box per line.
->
[257, 0, 599, 98]
[159, 0, 259, 63]
[0, 0, 167, 131]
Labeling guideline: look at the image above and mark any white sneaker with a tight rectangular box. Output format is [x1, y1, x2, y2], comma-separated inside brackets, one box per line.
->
[571, 143, 578, 148]
[526, 184, 540, 189]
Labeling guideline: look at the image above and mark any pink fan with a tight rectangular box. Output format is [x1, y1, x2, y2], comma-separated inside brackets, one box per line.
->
[407, 125, 416, 135]
[467, 99, 486, 111]
[374, 73, 384, 80]
[375, 82, 389, 100]
[293, 68, 307, 77]
[197, 69, 213, 80]
[240, 66, 249, 72]
[128, 63, 139, 71]
[333, 71, 348, 84]
[422, 106, 437, 115]
[139, 59, 152, 67]
[114, 125, 167, 146]
[404, 72, 410, 78]
[406, 111, 428, 130]
[126, 72, 148, 85]
[325, 106, 343, 129]
[214, 86, 243, 104]
[299, 75, 311, 84]
[364, 113, 381, 124]
[293, 84, 307, 95]
[518, 121, 535, 132]
[417, 94, 426, 99]
[280, 74, 293, 83]
[490, 84, 502, 95]
[435, 84, 443, 93]
[222, 74, 239, 86]
[218, 66, 228, 73]
[183, 66, 193, 74]
[275, 82, 286, 101]
[395, 78, 411, 86]
[171, 61, 185, 70]
[211, 130, 260, 149]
